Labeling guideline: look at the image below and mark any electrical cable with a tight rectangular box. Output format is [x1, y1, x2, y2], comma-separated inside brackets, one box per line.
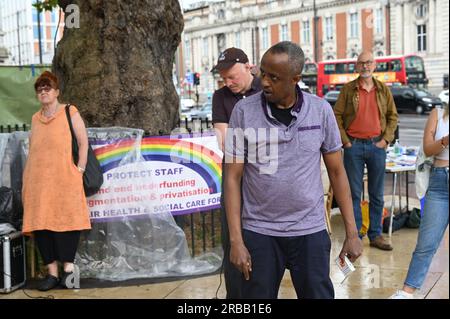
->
[0, 269, 54, 299]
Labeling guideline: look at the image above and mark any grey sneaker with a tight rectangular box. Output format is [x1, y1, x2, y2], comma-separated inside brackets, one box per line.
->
[389, 290, 414, 299]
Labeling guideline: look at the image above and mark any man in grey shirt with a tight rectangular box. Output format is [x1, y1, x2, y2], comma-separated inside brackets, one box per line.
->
[224, 41, 363, 299]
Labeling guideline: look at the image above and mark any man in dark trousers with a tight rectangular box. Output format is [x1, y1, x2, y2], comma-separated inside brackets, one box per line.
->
[224, 41, 362, 299]
[211, 47, 262, 298]
[334, 51, 398, 251]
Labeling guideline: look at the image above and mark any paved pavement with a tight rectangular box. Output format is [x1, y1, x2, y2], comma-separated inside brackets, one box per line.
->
[2, 199, 447, 300]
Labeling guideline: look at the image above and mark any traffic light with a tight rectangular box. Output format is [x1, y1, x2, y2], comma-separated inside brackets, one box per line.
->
[194, 72, 200, 86]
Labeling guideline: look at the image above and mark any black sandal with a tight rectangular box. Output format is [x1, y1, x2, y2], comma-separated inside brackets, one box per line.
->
[37, 274, 60, 291]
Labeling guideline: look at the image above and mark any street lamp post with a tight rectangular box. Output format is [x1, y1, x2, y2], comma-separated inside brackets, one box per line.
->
[385, 0, 391, 55]
[16, 12, 22, 66]
[36, 1, 43, 64]
[313, 0, 319, 63]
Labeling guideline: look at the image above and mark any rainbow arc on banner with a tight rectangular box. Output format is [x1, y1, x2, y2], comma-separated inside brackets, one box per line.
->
[93, 137, 222, 194]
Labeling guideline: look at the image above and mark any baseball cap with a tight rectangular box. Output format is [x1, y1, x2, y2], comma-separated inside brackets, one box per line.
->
[211, 47, 249, 72]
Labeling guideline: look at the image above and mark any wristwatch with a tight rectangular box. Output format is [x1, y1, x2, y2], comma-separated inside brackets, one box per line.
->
[441, 138, 447, 149]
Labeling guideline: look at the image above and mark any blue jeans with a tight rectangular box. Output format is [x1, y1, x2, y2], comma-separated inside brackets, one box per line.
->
[405, 167, 449, 289]
[344, 141, 386, 241]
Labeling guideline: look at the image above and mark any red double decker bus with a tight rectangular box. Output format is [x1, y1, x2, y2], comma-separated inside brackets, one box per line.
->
[314, 54, 428, 97]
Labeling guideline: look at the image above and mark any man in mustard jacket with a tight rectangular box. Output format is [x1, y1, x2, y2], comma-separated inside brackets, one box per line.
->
[334, 51, 398, 250]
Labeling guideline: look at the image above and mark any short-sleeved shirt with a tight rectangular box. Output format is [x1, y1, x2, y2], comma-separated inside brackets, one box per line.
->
[225, 85, 342, 237]
[212, 77, 262, 124]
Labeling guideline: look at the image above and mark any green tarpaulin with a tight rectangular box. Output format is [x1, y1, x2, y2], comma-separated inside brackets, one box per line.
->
[0, 65, 50, 126]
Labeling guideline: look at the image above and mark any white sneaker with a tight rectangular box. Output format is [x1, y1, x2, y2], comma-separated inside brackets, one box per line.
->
[389, 290, 414, 299]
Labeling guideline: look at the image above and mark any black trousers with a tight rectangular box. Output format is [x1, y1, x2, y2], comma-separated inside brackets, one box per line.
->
[241, 229, 334, 299]
[34, 230, 81, 265]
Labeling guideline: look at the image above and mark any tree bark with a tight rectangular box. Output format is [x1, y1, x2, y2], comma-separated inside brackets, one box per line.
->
[53, 0, 183, 135]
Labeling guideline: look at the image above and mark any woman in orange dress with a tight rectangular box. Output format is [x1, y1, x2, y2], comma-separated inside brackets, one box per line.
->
[22, 71, 91, 291]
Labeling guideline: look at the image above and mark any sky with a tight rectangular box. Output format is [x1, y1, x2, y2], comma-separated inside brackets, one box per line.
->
[179, 0, 207, 10]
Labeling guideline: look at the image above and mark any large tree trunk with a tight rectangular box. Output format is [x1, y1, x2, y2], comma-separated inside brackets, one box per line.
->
[53, 0, 183, 135]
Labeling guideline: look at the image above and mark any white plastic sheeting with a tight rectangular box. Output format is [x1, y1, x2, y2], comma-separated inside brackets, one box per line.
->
[0, 132, 29, 188]
[0, 128, 222, 281]
[0, 131, 28, 231]
[76, 127, 222, 281]
[0, 133, 9, 176]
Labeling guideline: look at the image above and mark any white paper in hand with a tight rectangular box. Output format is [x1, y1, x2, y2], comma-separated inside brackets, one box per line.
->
[335, 256, 355, 277]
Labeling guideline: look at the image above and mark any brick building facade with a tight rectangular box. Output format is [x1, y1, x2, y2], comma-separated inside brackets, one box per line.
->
[178, 0, 448, 95]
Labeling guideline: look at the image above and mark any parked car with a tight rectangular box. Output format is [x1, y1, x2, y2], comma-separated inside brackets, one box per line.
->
[390, 86, 442, 114]
[438, 89, 449, 104]
[188, 101, 212, 121]
[180, 98, 196, 111]
[298, 80, 311, 93]
[180, 107, 191, 120]
[323, 90, 340, 108]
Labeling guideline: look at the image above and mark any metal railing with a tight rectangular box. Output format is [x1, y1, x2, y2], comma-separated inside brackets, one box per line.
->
[5, 117, 222, 258]
[0, 124, 29, 133]
[163, 118, 221, 256]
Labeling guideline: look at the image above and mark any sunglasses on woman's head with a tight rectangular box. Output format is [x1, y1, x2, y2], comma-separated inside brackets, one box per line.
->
[36, 86, 53, 94]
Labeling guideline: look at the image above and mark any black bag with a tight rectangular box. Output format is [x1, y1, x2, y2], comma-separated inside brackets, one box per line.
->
[65, 105, 103, 197]
[0, 187, 22, 230]
[406, 208, 421, 228]
[383, 212, 409, 234]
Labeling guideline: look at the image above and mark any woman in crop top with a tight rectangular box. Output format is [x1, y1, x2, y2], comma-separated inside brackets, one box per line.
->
[390, 103, 448, 299]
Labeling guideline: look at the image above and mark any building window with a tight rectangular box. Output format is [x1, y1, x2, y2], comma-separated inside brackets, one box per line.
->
[417, 3, 427, 18]
[375, 8, 383, 34]
[202, 37, 208, 57]
[32, 8, 39, 23]
[281, 24, 288, 41]
[350, 12, 358, 38]
[217, 33, 226, 52]
[185, 39, 191, 64]
[262, 27, 269, 49]
[266, 0, 278, 9]
[52, 10, 59, 23]
[302, 20, 310, 44]
[417, 24, 427, 52]
[33, 25, 44, 39]
[325, 17, 333, 41]
[235, 32, 241, 48]
[217, 9, 225, 20]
